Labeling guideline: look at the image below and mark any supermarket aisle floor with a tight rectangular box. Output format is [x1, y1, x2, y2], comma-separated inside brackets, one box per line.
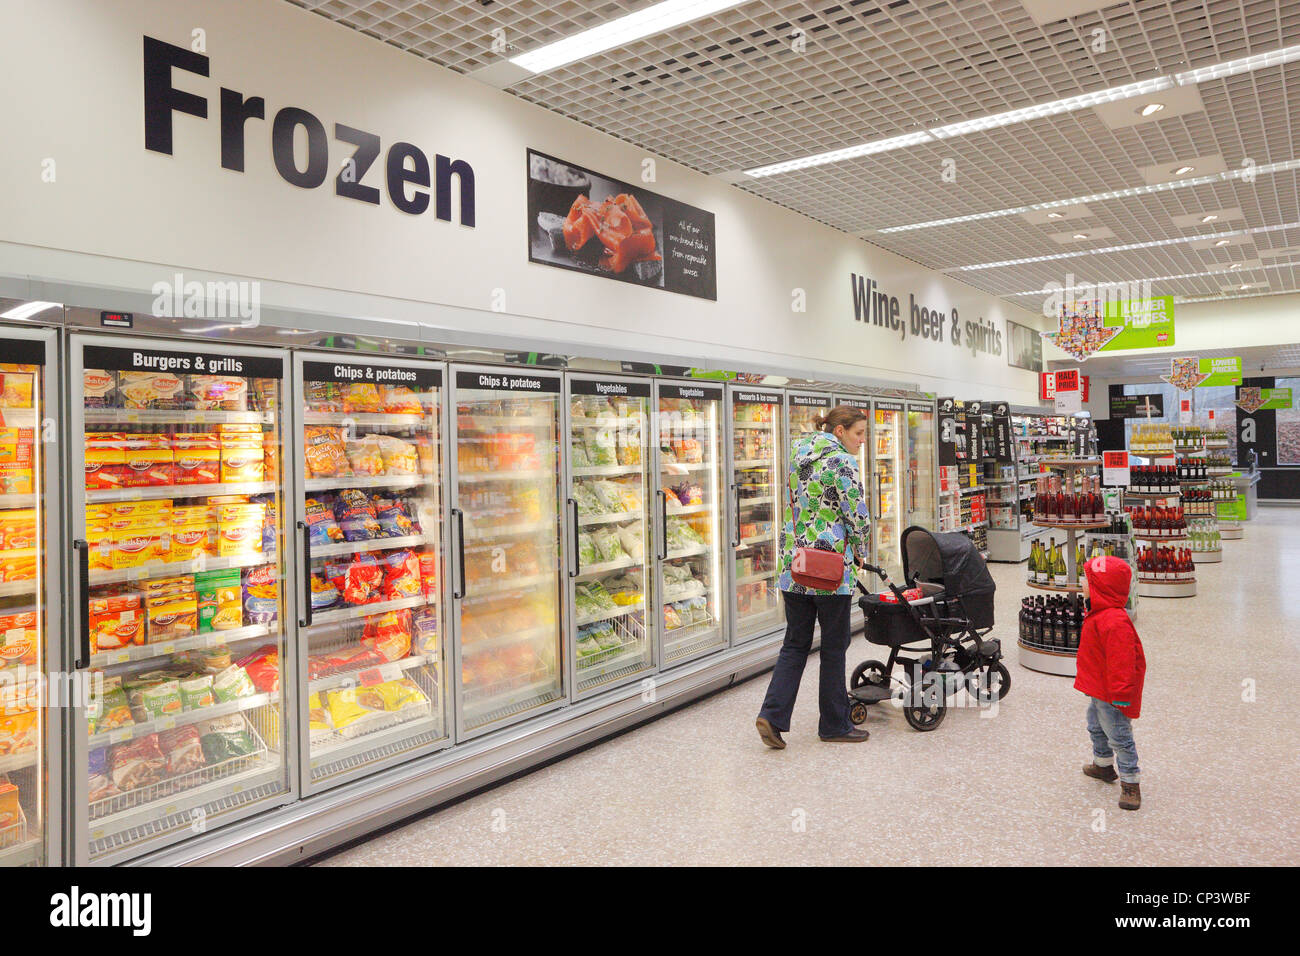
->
[318, 508, 1300, 866]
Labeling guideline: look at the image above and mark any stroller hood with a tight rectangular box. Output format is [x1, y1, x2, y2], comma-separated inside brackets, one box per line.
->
[902, 526, 997, 599]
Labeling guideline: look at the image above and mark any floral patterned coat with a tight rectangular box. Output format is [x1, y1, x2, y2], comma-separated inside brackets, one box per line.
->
[777, 432, 871, 596]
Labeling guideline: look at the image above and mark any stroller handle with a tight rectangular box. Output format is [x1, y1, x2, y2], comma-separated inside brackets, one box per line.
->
[855, 563, 887, 584]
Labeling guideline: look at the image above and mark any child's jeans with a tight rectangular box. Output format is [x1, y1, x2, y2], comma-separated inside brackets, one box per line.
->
[1086, 697, 1140, 783]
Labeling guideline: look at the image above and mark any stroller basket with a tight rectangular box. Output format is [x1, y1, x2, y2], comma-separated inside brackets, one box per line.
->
[859, 581, 944, 649]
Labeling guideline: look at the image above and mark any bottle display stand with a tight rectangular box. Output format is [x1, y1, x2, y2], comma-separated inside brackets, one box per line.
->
[1018, 458, 1101, 677]
[1126, 447, 1198, 599]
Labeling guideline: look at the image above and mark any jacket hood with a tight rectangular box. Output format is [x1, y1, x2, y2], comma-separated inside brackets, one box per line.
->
[794, 431, 844, 466]
[1084, 554, 1131, 611]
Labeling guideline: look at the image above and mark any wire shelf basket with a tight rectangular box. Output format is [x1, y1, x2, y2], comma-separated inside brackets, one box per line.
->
[576, 614, 646, 670]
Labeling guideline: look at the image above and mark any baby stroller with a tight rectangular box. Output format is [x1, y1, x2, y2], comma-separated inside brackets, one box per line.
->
[849, 526, 1008, 731]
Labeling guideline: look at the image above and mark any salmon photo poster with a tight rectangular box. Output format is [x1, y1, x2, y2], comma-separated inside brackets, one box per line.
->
[527, 150, 717, 300]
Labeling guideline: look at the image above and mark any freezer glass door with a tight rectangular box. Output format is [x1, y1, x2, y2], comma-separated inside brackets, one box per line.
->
[786, 393, 829, 451]
[656, 383, 727, 665]
[907, 405, 937, 532]
[730, 388, 782, 642]
[73, 338, 291, 864]
[297, 358, 448, 789]
[452, 369, 564, 736]
[872, 403, 906, 579]
[833, 395, 873, 564]
[0, 334, 54, 867]
[567, 377, 654, 696]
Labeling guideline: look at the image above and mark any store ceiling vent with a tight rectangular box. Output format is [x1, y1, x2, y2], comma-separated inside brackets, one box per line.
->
[1021, 0, 1117, 26]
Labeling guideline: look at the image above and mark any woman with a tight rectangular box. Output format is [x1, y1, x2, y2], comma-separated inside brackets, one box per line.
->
[756, 405, 872, 747]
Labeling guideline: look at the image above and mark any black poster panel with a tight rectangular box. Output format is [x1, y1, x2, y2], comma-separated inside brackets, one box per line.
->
[570, 378, 651, 398]
[1110, 391, 1165, 419]
[527, 149, 717, 300]
[938, 410, 958, 467]
[303, 360, 441, 389]
[1237, 377, 1276, 469]
[0, 337, 46, 366]
[993, 415, 1013, 462]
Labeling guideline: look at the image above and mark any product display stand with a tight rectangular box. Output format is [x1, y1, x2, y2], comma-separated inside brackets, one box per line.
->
[1019, 457, 1103, 676]
[1126, 424, 1197, 599]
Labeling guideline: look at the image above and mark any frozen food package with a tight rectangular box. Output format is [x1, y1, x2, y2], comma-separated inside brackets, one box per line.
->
[158, 725, 207, 775]
[212, 664, 255, 703]
[310, 573, 341, 610]
[362, 609, 412, 661]
[381, 549, 422, 599]
[238, 645, 280, 693]
[119, 371, 186, 410]
[198, 714, 258, 763]
[411, 608, 438, 656]
[139, 679, 183, 720]
[373, 497, 416, 537]
[304, 426, 351, 478]
[304, 495, 344, 545]
[344, 434, 385, 476]
[617, 422, 642, 466]
[188, 375, 248, 411]
[306, 645, 383, 680]
[662, 604, 682, 630]
[341, 382, 383, 413]
[88, 746, 120, 801]
[0, 612, 38, 670]
[585, 429, 617, 466]
[570, 441, 590, 468]
[145, 594, 198, 643]
[333, 488, 382, 541]
[308, 692, 333, 743]
[88, 677, 134, 733]
[242, 564, 279, 626]
[374, 435, 417, 475]
[172, 439, 220, 486]
[381, 385, 423, 414]
[417, 549, 438, 598]
[219, 440, 264, 483]
[179, 674, 216, 711]
[83, 369, 117, 408]
[578, 533, 600, 567]
[591, 527, 625, 563]
[616, 525, 645, 562]
[108, 734, 166, 791]
[414, 434, 435, 476]
[328, 553, 384, 606]
[306, 380, 343, 412]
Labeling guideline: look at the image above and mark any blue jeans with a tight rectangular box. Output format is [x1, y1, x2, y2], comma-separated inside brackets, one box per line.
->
[1086, 697, 1140, 783]
[758, 592, 853, 738]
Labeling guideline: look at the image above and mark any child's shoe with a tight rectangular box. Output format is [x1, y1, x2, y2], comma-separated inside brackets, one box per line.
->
[1083, 762, 1118, 783]
[1119, 782, 1141, 810]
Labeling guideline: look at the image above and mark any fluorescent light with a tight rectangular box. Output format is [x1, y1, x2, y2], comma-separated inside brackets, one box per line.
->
[878, 159, 1300, 232]
[0, 300, 61, 321]
[1047, 212, 1064, 219]
[1230, 263, 1242, 269]
[744, 131, 933, 178]
[1173, 165, 1195, 175]
[1072, 233, 1089, 239]
[1215, 239, 1231, 247]
[1139, 102, 1165, 116]
[1200, 214, 1218, 223]
[1007, 259, 1300, 297]
[928, 76, 1173, 139]
[1173, 42, 1300, 84]
[955, 220, 1300, 271]
[510, 0, 747, 74]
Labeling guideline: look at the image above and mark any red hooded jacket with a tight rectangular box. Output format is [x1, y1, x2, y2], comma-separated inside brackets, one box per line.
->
[1074, 555, 1146, 718]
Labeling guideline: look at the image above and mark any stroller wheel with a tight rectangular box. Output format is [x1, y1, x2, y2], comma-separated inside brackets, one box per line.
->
[849, 702, 870, 725]
[851, 660, 889, 688]
[903, 672, 947, 732]
[966, 662, 1011, 703]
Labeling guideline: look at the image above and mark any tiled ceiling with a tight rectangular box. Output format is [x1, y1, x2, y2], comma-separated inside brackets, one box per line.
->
[285, 0, 1300, 309]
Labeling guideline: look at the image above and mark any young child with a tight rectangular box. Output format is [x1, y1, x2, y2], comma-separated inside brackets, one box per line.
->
[1075, 554, 1147, 810]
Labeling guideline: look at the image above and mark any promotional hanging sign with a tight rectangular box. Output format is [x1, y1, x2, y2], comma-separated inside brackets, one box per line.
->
[1040, 372, 1090, 402]
[1178, 397, 1192, 424]
[1053, 369, 1082, 412]
[1235, 386, 1292, 412]
[1102, 450, 1130, 487]
[1041, 296, 1175, 361]
[1161, 356, 1242, 390]
[528, 149, 717, 300]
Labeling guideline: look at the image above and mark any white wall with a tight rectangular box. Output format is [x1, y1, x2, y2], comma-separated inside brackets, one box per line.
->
[0, 0, 1047, 402]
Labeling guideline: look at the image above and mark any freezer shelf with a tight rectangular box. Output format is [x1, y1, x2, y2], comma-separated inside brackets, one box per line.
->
[308, 533, 436, 558]
[88, 551, 269, 586]
[91, 624, 272, 668]
[88, 692, 276, 750]
[86, 481, 276, 503]
[309, 594, 435, 626]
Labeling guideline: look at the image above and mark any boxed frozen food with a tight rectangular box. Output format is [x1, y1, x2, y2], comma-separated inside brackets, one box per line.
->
[108, 734, 166, 791]
[169, 512, 214, 562]
[195, 568, 242, 632]
[0, 428, 35, 495]
[242, 565, 278, 626]
[84, 442, 127, 490]
[1, 367, 36, 409]
[119, 371, 186, 409]
[188, 375, 248, 411]
[0, 710, 38, 756]
[171, 438, 220, 486]
[109, 520, 171, 570]
[304, 426, 351, 478]
[158, 725, 207, 775]
[82, 369, 117, 408]
[0, 612, 38, 670]
[122, 438, 175, 487]
[219, 439, 264, 483]
[216, 502, 265, 556]
[145, 594, 198, 643]
[262, 433, 279, 482]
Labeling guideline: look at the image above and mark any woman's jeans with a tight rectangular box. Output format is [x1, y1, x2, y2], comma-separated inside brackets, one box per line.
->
[758, 591, 853, 738]
[1086, 697, 1140, 783]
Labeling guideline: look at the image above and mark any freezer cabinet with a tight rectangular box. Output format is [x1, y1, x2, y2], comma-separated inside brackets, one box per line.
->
[0, 327, 62, 867]
[727, 386, 784, 644]
[292, 355, 451, 793]
[450, 367, 566, 739]
[68, 335, 297, 865]
[655, 382, 729, 667]
[564, 375, 656, 698]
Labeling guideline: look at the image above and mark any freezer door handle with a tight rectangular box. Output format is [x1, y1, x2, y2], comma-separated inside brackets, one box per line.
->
[567, 497, 580, 578]
[731, 483, 740, 548]
[452, 507, 467, 599]
[874, 474, 884, 521]
[656, 490, 667, 560]
[296, 521, 313, 628]
[73, 539, 91, 669]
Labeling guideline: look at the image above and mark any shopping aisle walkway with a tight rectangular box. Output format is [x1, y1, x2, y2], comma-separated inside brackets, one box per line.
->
[318, 508, 1300, 866]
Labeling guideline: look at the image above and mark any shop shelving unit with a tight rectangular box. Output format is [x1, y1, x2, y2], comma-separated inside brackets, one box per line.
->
[985, 406, 1075, 563]
[1018, 456, 1103, 677]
